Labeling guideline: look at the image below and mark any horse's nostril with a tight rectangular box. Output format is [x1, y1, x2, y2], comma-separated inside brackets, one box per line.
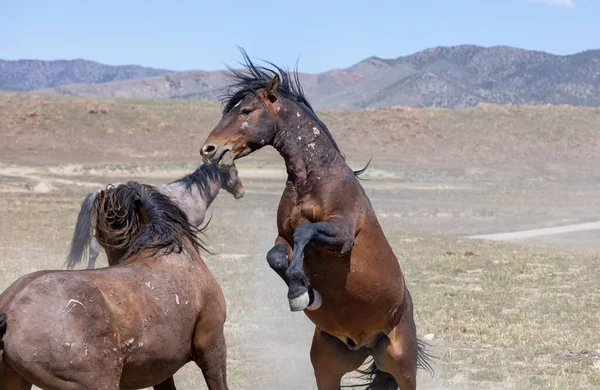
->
[202, 144, 217, 157]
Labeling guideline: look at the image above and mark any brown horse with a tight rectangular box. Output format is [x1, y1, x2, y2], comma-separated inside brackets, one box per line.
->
[200, 51, 432, 389]
[0, 182, 229, 390]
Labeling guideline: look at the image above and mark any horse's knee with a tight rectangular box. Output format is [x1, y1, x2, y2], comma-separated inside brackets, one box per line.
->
[372, 323, 419, 389]
[378, 340, 417, 370]
[266, 243, 288, 276]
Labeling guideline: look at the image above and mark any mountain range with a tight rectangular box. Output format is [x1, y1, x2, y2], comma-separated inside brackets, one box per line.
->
[0, 59, 170, 92]
[2, 45, 600, 109]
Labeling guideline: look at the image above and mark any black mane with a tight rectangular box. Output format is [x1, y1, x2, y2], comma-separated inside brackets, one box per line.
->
[221, 49, 344, 156]
[171, 163, 221, 197]
[93, 181, 209, 262]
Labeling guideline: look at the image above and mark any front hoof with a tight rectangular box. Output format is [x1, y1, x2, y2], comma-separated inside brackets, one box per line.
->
[288, 290, 310, 312]
[306, 288, 322, 311]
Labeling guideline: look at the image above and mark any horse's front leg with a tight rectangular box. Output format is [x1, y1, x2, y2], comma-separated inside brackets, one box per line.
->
[86, 239, 103, 269]
[266, 237, 291, 280]
[287, 220, 355, 312]
[266, 236, 321, 311]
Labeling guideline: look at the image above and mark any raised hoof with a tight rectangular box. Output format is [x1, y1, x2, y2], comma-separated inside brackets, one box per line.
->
[288, 288, 322, 312]
[288, 290, 310, 311]
[306, 288, 322, 311]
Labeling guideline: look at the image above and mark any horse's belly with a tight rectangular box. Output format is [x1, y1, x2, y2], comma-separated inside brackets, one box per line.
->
[120, 353, 190, 389]
[303, 247, 405, 346]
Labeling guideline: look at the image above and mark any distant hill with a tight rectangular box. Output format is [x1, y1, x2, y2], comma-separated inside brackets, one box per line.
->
[0, 59, 172, 91]
[4, 45, 600, 109]
[3, 91, 600, 181]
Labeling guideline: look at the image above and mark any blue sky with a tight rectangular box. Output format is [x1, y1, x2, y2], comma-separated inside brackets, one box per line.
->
[2, 0, 598, 73]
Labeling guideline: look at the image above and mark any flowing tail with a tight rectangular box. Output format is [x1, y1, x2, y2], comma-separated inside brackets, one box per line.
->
[0, 310, 6, 352]
[353, 156, 372, 180]
[66, 190, 99, 269]
[353, 340, 435, 390]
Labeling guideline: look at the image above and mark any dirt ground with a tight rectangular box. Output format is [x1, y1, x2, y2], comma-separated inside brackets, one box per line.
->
[1, 93, 600, 389]
[1, 162, 599, 390]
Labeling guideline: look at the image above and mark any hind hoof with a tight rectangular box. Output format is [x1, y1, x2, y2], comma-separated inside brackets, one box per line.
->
[288, 291, 310, 311]
[306, 288, 322, 311]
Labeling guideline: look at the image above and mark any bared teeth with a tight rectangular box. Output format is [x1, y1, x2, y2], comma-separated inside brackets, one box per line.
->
[218, 150, 234, 168]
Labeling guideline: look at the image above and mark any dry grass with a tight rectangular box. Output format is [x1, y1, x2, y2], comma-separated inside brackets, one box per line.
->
[393, 232, 600, 389]
[1, 92, 600, 389]
[0, 92, 221, 166]
[0, 166, 599, 389]
[2, 92, 600, 180]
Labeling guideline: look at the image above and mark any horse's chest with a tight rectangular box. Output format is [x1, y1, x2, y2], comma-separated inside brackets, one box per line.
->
[281, 199, 322, 236]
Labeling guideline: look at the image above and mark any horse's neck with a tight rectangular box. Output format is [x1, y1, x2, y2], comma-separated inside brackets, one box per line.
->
[200, 181, 220, 209]
[273, 105, 344, 187]
[162, 178, 220, 213]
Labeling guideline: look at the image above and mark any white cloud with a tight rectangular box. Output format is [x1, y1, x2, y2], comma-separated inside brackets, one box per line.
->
[527, 0, 575, 7]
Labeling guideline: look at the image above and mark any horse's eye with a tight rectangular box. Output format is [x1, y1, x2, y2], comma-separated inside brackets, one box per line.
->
[241, 108, 253, 115]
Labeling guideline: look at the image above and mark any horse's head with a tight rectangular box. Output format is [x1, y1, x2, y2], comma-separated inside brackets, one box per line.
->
[220, 163, 245, 199]
[201, 73, 281, 168]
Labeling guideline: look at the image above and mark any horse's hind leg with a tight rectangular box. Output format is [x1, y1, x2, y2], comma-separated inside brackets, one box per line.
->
[310, 328, 369, 390]
[371, 292, 419, 390]
[86, 239, 103, 269]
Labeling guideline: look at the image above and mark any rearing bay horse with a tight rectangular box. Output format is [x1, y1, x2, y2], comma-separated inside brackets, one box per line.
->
[200, 51, 432, 390]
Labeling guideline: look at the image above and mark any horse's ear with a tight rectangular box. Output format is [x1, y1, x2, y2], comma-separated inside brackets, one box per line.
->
[263, 74, 279, 103]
